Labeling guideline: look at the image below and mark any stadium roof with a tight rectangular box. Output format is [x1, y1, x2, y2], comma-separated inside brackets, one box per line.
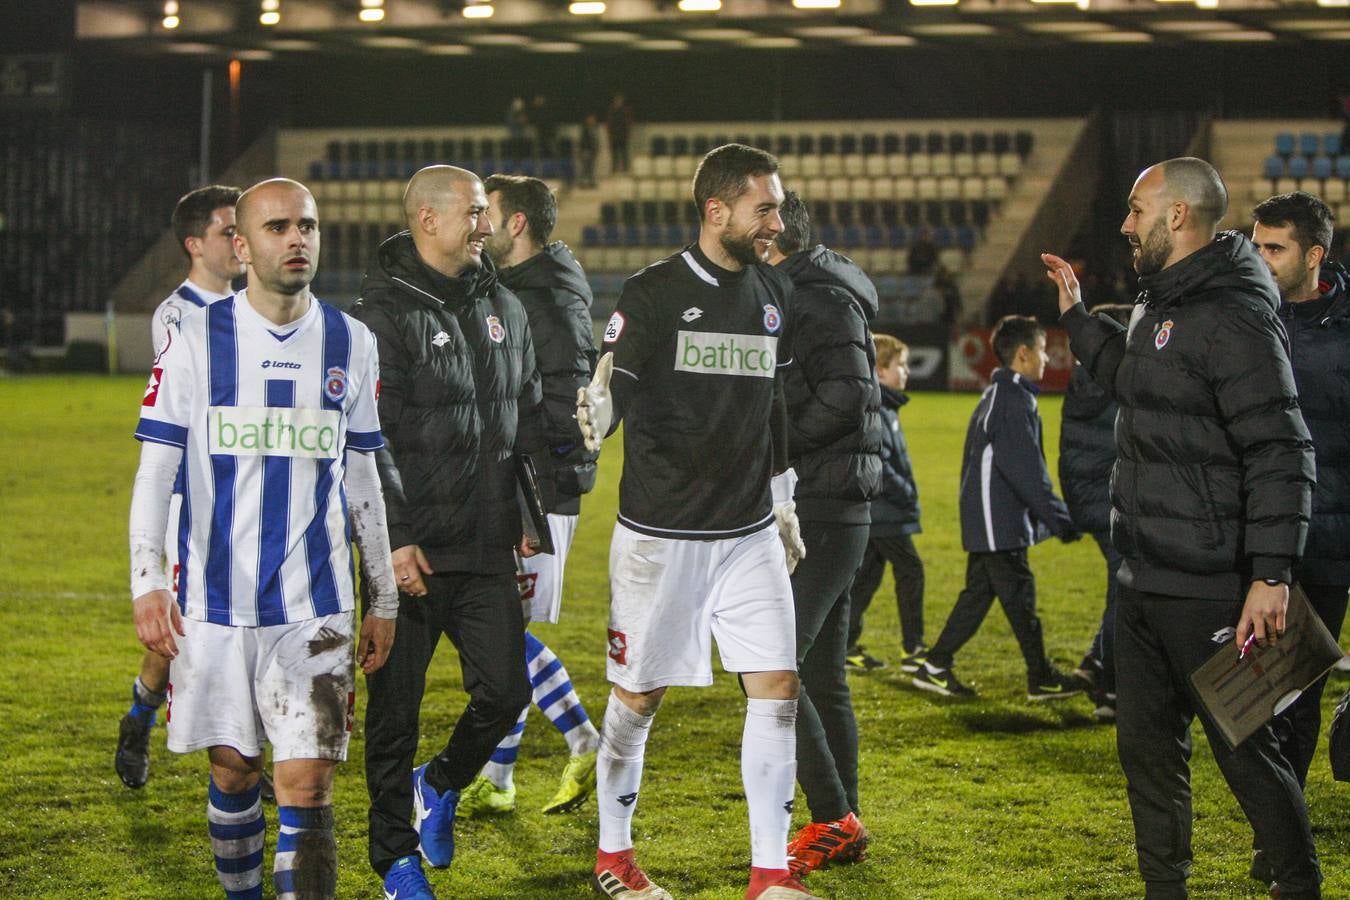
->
[76, 0, 1350, 58]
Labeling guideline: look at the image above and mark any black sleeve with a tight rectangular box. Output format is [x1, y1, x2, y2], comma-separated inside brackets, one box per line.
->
[782, 288, 874, 455]
[602, 278, 660, 430]
[1211, 304, 1316, 583]
[520, 287, 597, 453]
[349, 301, 415, 551]
[1060, 302, 1128, 398]
[771, 375, 789, 475]
[514, 309, 555, 508]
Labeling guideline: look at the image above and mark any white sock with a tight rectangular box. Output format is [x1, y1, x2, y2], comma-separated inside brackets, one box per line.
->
[743, 698, 797, 871]
[482, 706, 529, 790]
[597, 691, 653, 853]
[567, 719, 602, 756]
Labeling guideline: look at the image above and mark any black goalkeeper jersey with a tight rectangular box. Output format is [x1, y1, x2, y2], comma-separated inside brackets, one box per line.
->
[603, 243, 793, 540]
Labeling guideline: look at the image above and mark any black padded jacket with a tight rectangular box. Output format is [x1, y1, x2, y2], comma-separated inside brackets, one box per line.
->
[1062, 231, 1315, 600]
[779, 246, 884, 525]
[352, 231, 548, 575]
[1058, 364, 1118, 536]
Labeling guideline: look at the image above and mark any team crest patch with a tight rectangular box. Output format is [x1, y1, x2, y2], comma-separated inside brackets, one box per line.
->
[1155, 319, 1174, 350]
[486, 315, 505, 344]
[143, 366, 164, 407]
[604, 311, 625, 343]
[324, 366, 348, 403]
[607, 628, 628, 665]
[763, 304, 782, 334]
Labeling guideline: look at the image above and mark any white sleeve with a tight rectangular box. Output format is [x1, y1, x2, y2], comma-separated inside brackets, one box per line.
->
[129, 441, 183, 600]
[345, 448, 399, 618]
[150, 296, 183, 357]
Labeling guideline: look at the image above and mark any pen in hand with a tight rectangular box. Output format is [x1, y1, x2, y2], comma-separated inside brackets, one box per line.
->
[1239, 633, 1257, 662]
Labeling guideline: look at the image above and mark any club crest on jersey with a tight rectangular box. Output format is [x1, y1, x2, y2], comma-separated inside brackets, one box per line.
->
[324, 366, 348, 403]
[1155, 319, 1174, 350]
[607, 628, 628, 665]
[763, 304, 782, 334]
[486, 315, 505, 344]
[604, 311, 625, 343]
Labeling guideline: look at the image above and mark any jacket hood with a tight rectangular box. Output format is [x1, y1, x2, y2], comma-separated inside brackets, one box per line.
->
[1138, 230, 1278, 313]
[782, 245, 880, 319]
[1318, 259, 1350, 319]
[498, 241, 594, 309]
[364, 230, 500, 308]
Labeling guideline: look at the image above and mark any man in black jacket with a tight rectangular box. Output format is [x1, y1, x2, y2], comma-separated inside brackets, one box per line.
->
[443, 173, 602, 818]
[1249, 191, 1349, 883]
[1044, 157, 1320, 900]
[353, 165, 548, 900]
[766, 192, 883, 877]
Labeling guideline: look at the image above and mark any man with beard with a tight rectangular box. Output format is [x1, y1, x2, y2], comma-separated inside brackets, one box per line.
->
[575, 144, 811, 899]
[353, 166, 549, 900]
[764, 191, 881, 879]
[1042, 158, 1320, 899]
[130, 178, 399, 898]
[451, 173, 602, 819]
[1247, 191, 1349, 885]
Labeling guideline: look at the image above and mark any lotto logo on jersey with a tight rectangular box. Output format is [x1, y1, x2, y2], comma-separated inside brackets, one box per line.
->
[143, 367, 164, 407]
[208, 405, 343, 459]
[675, 331, 777, 378]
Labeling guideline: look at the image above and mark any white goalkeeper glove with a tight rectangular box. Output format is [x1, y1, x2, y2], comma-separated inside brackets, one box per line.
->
[577, 351, 614, 453]
[774, 500, 805, 575]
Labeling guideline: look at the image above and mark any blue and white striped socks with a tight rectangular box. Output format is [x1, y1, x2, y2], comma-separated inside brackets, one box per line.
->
[207, 778, 265, 900]
[273, 805, 336, 899]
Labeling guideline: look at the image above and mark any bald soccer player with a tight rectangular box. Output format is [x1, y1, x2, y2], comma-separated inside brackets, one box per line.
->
[353, 166, 551, 900]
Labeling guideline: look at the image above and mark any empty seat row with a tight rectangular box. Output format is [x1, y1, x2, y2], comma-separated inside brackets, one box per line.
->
[648, 130, 1034, 159]
[1272, 132, 1343, 159]
[599, 198, 995, 231]
[1261, 154, 1350, 181]
[323, 137, 574, 166]
[615, 174, 1012, 204]
[582, 221, 981, 253]
[1248, 176, 1350, 208]
[581, 246, 972, 281]
[307, 155, 576, 182]
[633, 152, 1022, 180]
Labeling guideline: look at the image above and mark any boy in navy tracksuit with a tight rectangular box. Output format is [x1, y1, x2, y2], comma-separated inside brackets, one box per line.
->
[913, 316, 1084, 700]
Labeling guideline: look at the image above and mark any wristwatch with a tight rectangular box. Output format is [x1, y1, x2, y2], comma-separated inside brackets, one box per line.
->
[1260, 578, 1286, 587]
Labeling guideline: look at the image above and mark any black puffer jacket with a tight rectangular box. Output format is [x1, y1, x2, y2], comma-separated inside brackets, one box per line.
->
[1058, 364, 1117, 535]
[498, 242, 599, 516]
[352, 231, 547, 575]
[868, 384, 921, 537]
[1063, 231, 1315, 600]
[1281, 260, 1350, 585]
[779, 246, 884, 524]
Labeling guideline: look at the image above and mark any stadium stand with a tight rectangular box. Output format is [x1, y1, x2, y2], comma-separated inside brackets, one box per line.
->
[1212, 120, 1350, 226]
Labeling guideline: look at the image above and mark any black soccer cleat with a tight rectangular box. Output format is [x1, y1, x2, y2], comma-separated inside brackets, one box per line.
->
[115, 712, 153, 789]
[1028, 668, 1088, 702]
[911, 664, 976, 698]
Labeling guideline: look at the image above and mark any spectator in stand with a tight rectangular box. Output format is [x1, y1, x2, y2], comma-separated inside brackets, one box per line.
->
[578, 114, 599, 189]
[1059, 303, 1133, 723]
[605, 92, 633, 175]
[847, 333, 926, 674]
[531, 95, 557, 159]
[505, 97, 530, 158]
[907, 228, 937, 276]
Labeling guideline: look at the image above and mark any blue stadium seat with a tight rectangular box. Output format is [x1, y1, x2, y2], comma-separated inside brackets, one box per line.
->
[620, 201, 638, 225]
[1324, 132, 1341, 156]
[904, 133, 923, 156]
[1300, 133, 1321, 157]
[932, 226, 954, 249]
[1263, 155, 1285, 179]
[1015, 131, 1034, 158]
[841, 225, 862, 248]
[1287, 156, 1309, 179]
[819, 135, 838, 155]
[693, 135, 712, 156]
[1311, 156, 1333, 180]
[671, 135, 690, 156]
[651, 135, 669, 156]
[818, 223, 840, 245]
[308, 161, 324, 181]
[992, 132, 1011, 155]
[602, 225, 620, 248]
[1274, 133, 1296, 157]
[840, 134, 858, 156]
[621, 225, 641, 247]
[949, 132, 968, 154]
[925, 131, 944, 154]
[641, 201, 659, 225]
[861, 134, 880, 156]
[957, 225, 978, 253]
[1337, 156, 1350, 180]
[888, 225, 909, 249]
[835, 200, 855, 225]
[660, 201, 680, 224]
[882, 133, 901, 155]
[970, 132, 990, 154]
[664, 224, 685, 246]
[798, 134, 816, 156]
[864, 225, 885, 249]
[643, 224, 663, 246]
[582, 225, 601, 247]
[600, 203, 618, 225]
[774, 135, 794, 156]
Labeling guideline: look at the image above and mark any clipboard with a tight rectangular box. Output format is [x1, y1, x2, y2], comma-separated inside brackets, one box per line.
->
[515, 454, 555, 556]
[1189, 584, 1343, 749]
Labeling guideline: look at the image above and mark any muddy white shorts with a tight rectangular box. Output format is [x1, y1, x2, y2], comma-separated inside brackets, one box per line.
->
[518, 513, 579, 625]
[605, 521, 797, 691]
[166, 610, 355, 762]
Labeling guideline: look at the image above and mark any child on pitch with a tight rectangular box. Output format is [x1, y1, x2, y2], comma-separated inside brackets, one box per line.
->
[912, 315, 1087, 700]
[846, 334, 927, 673]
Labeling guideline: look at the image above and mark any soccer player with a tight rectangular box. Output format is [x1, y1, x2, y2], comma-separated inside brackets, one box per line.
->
[452, 173, 602, 819]
[354, 166, 548, 900]
[130, 177, 399, 899]
[576, 144, 812, 900]
[117, 184, 244, 790]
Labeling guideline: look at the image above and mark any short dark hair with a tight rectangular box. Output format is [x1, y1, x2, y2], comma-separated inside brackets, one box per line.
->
[1252, 191, 1335, 256]
[1089, 303, 1134, 328]
[775, 191, 811, 255]
[1158, 157, 1227, 229]
[692, 143, 779, 222]
[991, 315, 1044, 367]
[172, 185, 242, 262]
[483, 174, 557, 246]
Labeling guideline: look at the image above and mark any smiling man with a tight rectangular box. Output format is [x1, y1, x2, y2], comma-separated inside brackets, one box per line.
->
[1043, 158, 1320, 899]
[352, 165, 550, 900]
[575, 144, 809, 899]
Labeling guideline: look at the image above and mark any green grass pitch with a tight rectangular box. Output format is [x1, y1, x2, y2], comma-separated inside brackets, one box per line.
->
[1, 375, 1346, 898]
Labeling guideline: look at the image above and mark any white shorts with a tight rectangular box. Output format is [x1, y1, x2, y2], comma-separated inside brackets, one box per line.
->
[166, 611, 355, 762]
[518, 513, 578, 625]
[606, 522, 797, 691]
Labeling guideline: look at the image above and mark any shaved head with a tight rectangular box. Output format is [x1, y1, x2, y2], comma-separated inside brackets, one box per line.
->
[404, 165, 480, 225]
[236, 178, 313, 233]
[1155, 157, 1228, 232]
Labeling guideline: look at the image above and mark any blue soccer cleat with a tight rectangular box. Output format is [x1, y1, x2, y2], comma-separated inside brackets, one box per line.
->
[383, 854, 435, 899]
[412, 764, 458, 868]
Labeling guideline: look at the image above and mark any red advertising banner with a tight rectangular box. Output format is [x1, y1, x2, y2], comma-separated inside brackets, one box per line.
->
[947, 326, 1076, 392]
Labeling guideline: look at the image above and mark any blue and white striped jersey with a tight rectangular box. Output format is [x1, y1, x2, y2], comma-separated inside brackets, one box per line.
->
[151, 280, 232, 356]
[135, 291, 384, 627]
